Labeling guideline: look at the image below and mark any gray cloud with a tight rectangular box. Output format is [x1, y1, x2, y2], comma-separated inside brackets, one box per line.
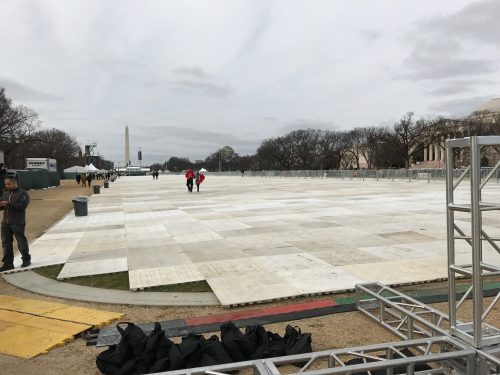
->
[399, 0, 500, 84]
[422, 0, 500, 46]
[400, 57, 497, 81]
[0, 78, 60, 102]
[428, 95, 494, 117]
[169, 79, 233, 97]
[360, 29, 381, 42]
[168, 65, 233, 97]
[173, 65, 208, 79]
[427, 79, 496, 96]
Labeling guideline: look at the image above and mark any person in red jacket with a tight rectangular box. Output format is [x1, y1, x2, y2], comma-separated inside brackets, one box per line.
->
[185, 169, 195, 192]
[194, 170, 206, 192]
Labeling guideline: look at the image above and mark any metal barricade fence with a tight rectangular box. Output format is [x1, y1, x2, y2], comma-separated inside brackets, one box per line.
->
[170, 168, 499, 182]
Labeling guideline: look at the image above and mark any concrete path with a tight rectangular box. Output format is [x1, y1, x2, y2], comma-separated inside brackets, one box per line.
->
[3, 271, 219, 306]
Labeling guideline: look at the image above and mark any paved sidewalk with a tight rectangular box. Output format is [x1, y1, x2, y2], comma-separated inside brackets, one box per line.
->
[2, 271, 219, 306]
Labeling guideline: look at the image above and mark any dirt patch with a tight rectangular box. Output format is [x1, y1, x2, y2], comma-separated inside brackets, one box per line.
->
[0, 180, 497, 374]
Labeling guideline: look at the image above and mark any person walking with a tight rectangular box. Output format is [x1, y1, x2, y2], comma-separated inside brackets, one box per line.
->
[194, 170, 205, 192]
[81, 173, 87, 187]
[87, 173, 93, 187]
[0, 176, 31, 272]
[185, 169, 195, 192]
[76, 173, 81, 185]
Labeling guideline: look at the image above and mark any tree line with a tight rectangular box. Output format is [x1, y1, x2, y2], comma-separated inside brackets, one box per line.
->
[3, 86, 498, 174]
[162, 110, 500, 172]
[0, 87, 111, 174]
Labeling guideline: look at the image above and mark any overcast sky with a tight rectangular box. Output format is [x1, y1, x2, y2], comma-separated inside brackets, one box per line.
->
[1, 0, 499, 165]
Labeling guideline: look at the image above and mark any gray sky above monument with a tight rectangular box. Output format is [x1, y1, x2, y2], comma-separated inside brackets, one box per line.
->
[0, 0, 499, 165]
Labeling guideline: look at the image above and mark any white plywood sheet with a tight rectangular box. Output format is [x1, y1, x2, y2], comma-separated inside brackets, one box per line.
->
[57, 257, 128, 279]
[256, 253, 364, 294]
[127, 245, 193, 270]
[129, 264, 205, 290]
[339, 256, 449, 285]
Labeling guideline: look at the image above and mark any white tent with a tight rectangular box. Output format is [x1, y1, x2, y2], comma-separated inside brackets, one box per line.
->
[63, 165, 87, 173]
[85, 163, 98, 172]
[199, 168, 208, 173]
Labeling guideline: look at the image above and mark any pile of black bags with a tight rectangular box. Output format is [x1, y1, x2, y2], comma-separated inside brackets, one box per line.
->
[96, 321, 312, 374]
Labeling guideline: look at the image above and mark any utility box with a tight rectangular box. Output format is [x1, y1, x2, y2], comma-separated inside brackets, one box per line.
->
[26, 158, 57, 171]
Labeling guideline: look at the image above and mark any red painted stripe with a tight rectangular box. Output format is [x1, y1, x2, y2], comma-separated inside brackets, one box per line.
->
[185, 299, 336, 326]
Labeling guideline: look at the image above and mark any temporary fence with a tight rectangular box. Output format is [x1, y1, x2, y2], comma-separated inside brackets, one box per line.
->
[206, 167, 500, 182]
[15, 169, 60, 190]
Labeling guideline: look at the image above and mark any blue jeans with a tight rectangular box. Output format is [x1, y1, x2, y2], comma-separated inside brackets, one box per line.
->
[1, 224, 30, 265]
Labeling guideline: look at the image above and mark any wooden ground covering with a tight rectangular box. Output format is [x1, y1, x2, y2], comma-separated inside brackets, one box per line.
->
[0, 295, 123, 358]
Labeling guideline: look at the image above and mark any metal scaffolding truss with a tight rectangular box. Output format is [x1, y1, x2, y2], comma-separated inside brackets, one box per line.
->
[446, 136, 500, 349]
[356, 282, 499, 374]
[161, 336, 476, 375]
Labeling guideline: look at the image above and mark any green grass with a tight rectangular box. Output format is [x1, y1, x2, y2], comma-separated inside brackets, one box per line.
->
[34, 264, 213, 292]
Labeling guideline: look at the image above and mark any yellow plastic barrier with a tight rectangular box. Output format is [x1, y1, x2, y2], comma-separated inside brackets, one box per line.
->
[0, 295, 123, 358]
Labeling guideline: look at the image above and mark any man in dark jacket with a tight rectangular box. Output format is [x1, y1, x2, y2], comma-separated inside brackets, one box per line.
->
[0, 177, 31, 272]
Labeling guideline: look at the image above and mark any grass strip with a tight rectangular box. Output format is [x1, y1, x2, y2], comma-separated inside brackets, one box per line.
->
[34, 265, 212, 292]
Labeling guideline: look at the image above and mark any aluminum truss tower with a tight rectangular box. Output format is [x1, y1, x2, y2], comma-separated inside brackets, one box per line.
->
[445, 135, 500, 349]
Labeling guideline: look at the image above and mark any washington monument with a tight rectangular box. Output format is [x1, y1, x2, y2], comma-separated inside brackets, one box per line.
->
[125, 125, 130, 166]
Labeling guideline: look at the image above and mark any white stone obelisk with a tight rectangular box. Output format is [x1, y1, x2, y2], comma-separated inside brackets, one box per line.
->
[125, 125, 130, 166]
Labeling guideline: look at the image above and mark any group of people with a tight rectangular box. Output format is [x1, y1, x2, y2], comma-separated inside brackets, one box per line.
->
[75, 172, 112, 187]
[184, 169, 205, 192]
[75, 173, 95, 187]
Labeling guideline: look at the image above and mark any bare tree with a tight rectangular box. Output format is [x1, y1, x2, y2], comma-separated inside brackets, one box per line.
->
[335, 131, 354, 169]
[256, 136, 295, 170]
[377, 112, 439, 169]
[289, 129, 321, 169]
[357, 127, 383, 169]
[346, 128, 366, 169]
[26, 129, 81, 173]
[317, 130, 342, 169]
[167, 156, 193, 172]
[0, 88, 42, 168]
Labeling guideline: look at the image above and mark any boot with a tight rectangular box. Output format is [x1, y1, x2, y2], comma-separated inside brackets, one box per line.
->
[0, 263, 14, 272]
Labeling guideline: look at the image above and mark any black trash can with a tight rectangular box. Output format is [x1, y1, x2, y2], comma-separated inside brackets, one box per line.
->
[72, 196, 88, 217]
[104, 180, 109, 188]
[93, 185, 101, 194]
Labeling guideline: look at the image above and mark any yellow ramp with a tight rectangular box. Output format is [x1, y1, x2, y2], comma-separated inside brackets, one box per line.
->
[0, 294, 123, 358]
[0, 309, 33, 323]
[42, 306, 123, 328]
[0, 325, 75, 358]
[0, 294, 67, 315]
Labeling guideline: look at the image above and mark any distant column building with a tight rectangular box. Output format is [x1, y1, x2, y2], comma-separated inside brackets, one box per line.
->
[416, 98, 500, 169]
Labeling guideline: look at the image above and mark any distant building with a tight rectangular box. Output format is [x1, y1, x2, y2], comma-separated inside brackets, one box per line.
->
[415, 98, 500, 169]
